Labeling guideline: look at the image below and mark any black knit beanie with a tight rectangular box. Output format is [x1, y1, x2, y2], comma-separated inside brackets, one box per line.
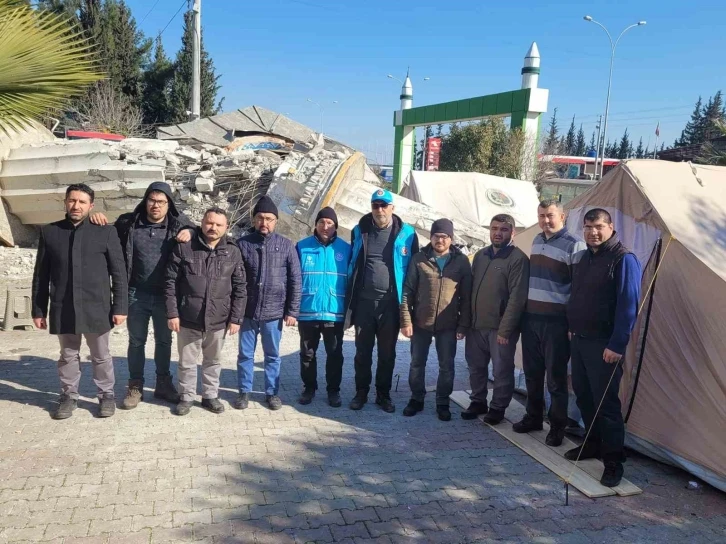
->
[253, 195, 278, 218]
[430, 218, 454, 239]
[315, 206, 338, 229]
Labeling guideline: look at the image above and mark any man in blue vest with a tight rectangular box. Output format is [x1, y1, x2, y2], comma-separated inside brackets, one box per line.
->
[344, 188, 419, 413]
[296, 207, 351, 408]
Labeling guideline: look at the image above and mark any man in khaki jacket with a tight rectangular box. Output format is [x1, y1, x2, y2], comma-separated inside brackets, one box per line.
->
[400, 219, 472, 421]
[463, 214, 529, 424]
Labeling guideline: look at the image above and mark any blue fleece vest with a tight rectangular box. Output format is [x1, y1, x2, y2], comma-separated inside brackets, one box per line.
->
[296, 235, 351, 322]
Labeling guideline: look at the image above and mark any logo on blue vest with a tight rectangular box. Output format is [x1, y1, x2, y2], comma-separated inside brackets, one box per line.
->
[335, 252, 344, 262]
[305, 255, 315, 266]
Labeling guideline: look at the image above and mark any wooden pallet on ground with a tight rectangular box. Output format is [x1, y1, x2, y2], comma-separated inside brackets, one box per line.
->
[450, 390, 642, 498]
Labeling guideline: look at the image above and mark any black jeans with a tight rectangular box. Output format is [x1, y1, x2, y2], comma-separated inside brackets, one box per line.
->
[409, 327, 457, 406]
[570, 335, 625, 462]
[353, 297, 399, 396]
[521, 318, 570, 429]
[127, 288, 172, 383]
[298, 320, 345, 393]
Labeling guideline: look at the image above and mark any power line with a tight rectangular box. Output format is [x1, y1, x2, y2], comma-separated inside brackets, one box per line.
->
[159, 0, 188, 37]
[140, 0, 162, 25]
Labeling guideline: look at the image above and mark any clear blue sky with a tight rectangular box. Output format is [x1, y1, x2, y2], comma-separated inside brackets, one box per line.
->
[129, 0, 725, 162]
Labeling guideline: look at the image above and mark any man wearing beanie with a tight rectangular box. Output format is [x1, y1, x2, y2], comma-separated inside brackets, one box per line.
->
[235, 195, 301, 411]
[400, 218, 472, 421]
[344, 188, 419, 413]
[295, 206, 351, 407]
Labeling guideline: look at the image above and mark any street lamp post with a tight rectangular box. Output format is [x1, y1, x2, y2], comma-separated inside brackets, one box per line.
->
[306, 98, 338, 135]
[584, 15, 646, 179]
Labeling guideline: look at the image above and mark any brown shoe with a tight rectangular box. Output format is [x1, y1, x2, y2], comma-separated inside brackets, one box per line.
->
[122, 380, 144, 410]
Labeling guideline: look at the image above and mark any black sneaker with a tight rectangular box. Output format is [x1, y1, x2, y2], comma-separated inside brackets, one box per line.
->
[176, 401, 193, 416]
[545, 427, 565, 446]
[349, 392, 368, 410]
[52, 395, 77, 420]
[436, 405, 452, 422]
[98, 397, 116, 418]
[154, 375, 180, 404]
[233, 393, 249, 410]
[461, 401, 488, 420]
[512, 415, 543, 433]
[201, 398, 225, 414]
[267, 395, 282, 411]
[564, 442, 601, 461]
[375, 394, 395, 413]
[600, 462, 624, 487]
[482, 408, 505, 425]
[328, 392, 342, 408]
[403, 399, 424, 417]
[298, 388, 315, 405]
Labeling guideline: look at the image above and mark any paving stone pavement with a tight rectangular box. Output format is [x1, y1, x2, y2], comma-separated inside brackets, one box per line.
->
[0, 325, 725, 544]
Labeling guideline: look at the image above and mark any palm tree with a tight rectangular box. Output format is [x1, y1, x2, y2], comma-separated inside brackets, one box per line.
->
[0, 0, 103, 136]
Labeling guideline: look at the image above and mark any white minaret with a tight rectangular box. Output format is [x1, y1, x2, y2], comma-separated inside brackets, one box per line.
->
[400, 68, 413, 110]
[521, 42, 540, 89]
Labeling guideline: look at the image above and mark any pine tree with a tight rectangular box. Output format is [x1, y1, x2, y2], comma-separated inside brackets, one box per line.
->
[702, 91, 725, 140]
[169, 10, 223, 123]
[435, 123, 444, 137]
[589, 131, 596, 153]
[678, 96, 703, 146]
[644, 146, 651, 158]
[142, 36, 174, 125]
[635, 137, 644, 159]
[616, 129, 630, 159]
[543, 108, 560, 154]
[575, 125, 586, 156]
[564, 115, 576, 155]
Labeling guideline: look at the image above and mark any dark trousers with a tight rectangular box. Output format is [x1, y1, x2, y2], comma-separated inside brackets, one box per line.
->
[571, 335, 625, 462]
[127, 288, 172, 383]
[299, 320, 345, 393]
[409, 327, 457, 406]
[521, 318, 570, 429]
[353, 297, 399, 396]
[465, 328, 520, 411]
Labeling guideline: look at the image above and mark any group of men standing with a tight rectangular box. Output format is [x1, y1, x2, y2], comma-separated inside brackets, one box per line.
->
[31, 182, 640, 487]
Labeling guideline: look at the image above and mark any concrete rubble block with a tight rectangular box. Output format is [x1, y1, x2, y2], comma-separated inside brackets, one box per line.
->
[178, 187, 191, 201]
[3, 139, 111, 160]
[101, 197, 140, 212]
[195, 176, 215, 193]
[165, 154, 181, 166]
[120, 138, 179, 155]
[0, 151, 118, 190]
[175, 147, 202, 161]
[123, 181, 156, 198]
[186, 164, 202, 173]
[228, 149, 254, 162]
[198, 170, 214, 179]
[255, 149, 283, 163]
[125, 156, 166, 169]
[89, 164, 165, 184]
[201, 144, 224, 155]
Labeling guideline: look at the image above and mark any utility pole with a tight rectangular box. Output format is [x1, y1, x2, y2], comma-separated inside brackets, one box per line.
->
[190, 0, 201, 121]
[594, 115, 602, 179]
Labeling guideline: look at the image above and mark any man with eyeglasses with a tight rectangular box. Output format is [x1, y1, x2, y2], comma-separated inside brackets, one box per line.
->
[400, 219, 471, 421]
[344, 188, 419, 413]
[235, 196, 301, 411]
[91, 182, 195, 409]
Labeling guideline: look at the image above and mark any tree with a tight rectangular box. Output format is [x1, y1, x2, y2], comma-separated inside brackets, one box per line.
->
[702, 91, 725, 140]
[435, 123, 444, 137]
[575, 125, 587, 156]
[75, 80, 147, 136]
[635, 137, 644, 159]
[141, 36, 174, 125]
[617, 129, 631, 159]
[589, 131, 596, 153]
[169, 10, 224, 123]
[564, 116, 576, 155]
[699, 119, 726, 165]
[644, 146, 651, 158]
[543, 107, 560, 154]
[438, 118, 531, 179]
[0, 0, 102, 134]
[678, 96, 703, 146]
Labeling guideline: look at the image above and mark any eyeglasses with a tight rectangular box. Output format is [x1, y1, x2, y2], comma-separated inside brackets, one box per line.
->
[372, 202, 390, 210]
[431, 234, 450, 241]
[147, 199, 168, 207]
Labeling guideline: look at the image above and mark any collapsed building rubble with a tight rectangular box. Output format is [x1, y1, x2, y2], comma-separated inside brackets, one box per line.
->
[0, 106, 493, 251]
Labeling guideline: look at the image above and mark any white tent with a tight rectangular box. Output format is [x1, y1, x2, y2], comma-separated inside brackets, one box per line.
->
[401, 170, 540, 229]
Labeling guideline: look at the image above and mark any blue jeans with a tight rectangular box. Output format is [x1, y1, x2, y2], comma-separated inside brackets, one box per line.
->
[237, 318, 283, 396]
[127, 288, 173, 382]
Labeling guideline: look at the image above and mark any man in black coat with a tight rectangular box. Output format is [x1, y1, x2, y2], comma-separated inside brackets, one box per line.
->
[234, 196, 301, 412]
[31, 184, 128, 420]
[165, 207, 247, 416]
[91, 181, 194, 409]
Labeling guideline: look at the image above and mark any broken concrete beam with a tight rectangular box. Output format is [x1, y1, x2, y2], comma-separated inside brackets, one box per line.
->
[0, 151, 118, 190]
[198, 170, 214, 179]
[122, 181, 157, 198]
[175, 147, 202, 161]
[120, 138, 179, 155]
[255, 149, 283, 163]
[229, 149, 254, 162]
[88, 164, 165, 184]
[195, 176, 215, 193]
[3, 139, 111, 160]
[201, 144, 225, 155]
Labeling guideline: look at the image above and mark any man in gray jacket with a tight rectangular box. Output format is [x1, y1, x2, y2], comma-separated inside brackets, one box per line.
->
[463, 214, 529, 424]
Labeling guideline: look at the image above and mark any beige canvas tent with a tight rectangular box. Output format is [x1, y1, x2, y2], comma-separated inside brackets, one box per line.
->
[517, 160, 726, 491]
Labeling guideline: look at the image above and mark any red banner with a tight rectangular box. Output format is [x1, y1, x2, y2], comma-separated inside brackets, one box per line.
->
[425, 137, 441, 171]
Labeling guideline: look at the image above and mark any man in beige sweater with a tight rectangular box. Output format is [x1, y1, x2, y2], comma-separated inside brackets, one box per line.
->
[463, 214, 530, 424]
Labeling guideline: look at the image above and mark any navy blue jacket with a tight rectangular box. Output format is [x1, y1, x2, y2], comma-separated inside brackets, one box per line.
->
[237, 230, 302, 321]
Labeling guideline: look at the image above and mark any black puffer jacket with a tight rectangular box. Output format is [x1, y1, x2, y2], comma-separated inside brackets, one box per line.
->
[114, 181, 194, 281]
[165, 230, 247, 332]
[237, 230, 301, 321]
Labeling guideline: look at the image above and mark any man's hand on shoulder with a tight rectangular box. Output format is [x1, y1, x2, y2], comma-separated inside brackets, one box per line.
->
[176, 229, 192, 243]
[90, 212, 109, 226]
